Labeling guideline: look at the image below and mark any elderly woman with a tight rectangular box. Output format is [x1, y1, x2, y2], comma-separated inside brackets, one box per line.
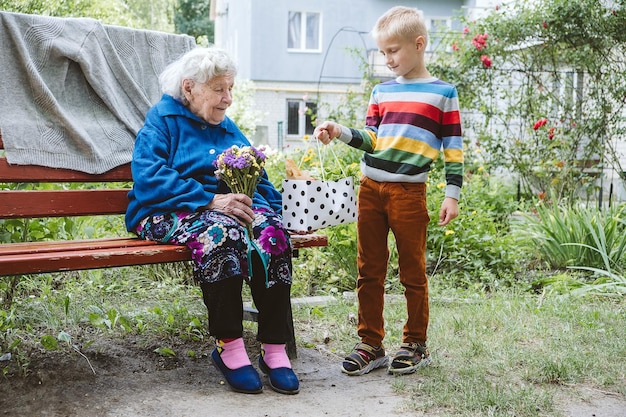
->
[125, 47, 299, 395]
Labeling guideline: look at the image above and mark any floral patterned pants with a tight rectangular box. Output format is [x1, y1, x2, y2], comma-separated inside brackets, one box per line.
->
[135, 208, 292, 287]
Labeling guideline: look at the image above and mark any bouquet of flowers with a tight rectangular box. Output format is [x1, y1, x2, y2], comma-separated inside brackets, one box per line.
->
[214, 145, 266, 237]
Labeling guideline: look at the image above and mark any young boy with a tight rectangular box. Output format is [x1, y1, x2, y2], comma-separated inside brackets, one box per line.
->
[314, 6, 463, 376]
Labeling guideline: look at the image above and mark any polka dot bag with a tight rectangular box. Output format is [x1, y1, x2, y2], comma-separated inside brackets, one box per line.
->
[281, 176, 357, 232]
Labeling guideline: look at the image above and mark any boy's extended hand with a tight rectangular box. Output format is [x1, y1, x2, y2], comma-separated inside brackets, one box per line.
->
[313, 121, 341, 145]
[438, 197, 459, 226]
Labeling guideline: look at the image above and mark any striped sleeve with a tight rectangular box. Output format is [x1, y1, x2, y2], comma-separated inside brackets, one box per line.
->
[441, 85, 463, 195]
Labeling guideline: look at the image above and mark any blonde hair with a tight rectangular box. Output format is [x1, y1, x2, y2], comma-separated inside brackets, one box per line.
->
[159, 47, 237, 101]
[371, 6, 428, 47]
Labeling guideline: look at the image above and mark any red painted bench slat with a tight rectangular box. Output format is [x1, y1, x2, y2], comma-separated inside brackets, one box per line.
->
[0, 237, 163, 256]
[0, 189, 130, 218]
[0, 243, 192, 275]
[0, 158, 131, 182]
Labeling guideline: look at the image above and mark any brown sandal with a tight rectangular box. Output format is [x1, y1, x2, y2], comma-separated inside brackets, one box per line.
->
[341, 342, 389, 376]
[388, 342, 432, 375]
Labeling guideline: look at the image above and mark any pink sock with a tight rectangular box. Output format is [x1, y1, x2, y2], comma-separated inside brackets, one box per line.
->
[262, 343, 291, 369]
[217, 338, 251, 370]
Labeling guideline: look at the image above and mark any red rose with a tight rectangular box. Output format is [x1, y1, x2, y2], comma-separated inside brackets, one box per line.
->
[533, 118, 548, 130]
[480, 55, 492, 68]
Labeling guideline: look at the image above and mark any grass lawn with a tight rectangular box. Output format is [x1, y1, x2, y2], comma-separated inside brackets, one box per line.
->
[294, 285, 626, 416]
[1, 268, 625, 416]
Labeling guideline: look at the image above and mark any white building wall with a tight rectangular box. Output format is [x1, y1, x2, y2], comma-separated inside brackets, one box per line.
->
[213, 0, 626, 202]
[608, 139, 626, 202]
[251, 80, 358, 152]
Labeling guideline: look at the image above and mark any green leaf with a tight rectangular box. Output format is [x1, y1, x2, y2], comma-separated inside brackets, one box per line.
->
[188, 317, 202, 328]
[64, 295, 70, 316]
[118, 316, 133, 332]
[154, 347, 176, 357]
[88, 313, 105, 327]
[40, 335, 59, 351]
[107, 309, 119, 328]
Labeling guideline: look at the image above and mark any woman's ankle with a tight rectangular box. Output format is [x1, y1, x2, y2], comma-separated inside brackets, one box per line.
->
[216, 338, 251, 369]
[261, 343, 291, 369]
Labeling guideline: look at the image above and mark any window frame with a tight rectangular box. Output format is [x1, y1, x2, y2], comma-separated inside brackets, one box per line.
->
[286, 99, 317, 137]
[426, 17, 452, 53]
[287, 10, 322, 53]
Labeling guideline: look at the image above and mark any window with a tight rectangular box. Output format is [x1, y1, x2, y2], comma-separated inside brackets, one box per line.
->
[426, 18, 451, 53]
[304, 102, 317, 135]
[367, 49, 395, 79]
[553, 70, 583, 118]
[288, 11, 321, 52]
[287, 99, 317, 136]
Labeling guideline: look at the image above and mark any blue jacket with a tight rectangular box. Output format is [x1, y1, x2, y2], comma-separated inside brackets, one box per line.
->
[125, 94, 282, 232]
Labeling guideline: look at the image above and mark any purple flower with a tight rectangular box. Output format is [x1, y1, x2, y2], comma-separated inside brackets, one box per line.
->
[214, 145, 266, 207]
[253, 147, 267, 161]
[188, 240, 204, 263]
[258, 225, 288, 255]
[222, 152, 237, 166]
[232, 155, 251, 169]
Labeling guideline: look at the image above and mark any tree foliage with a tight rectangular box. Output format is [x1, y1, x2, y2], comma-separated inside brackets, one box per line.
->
[0, 0, 175, 31]
[173, 0, 213, 43]
[227, 78, 264, 140]
[430, 0, 626, 203]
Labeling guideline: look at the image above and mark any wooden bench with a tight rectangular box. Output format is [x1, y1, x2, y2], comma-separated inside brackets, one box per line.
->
[0, 133, 328, 357]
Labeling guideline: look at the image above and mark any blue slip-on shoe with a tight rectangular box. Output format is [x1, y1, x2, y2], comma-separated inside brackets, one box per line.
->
[258, 354, 300, 395]
[211, 347, 263, 394]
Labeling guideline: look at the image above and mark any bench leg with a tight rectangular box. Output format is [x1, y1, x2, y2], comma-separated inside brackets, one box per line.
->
[285, 302, 297, 359]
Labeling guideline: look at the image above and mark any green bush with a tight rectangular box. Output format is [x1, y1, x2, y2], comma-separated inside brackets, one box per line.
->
[518, 202, 626, 271]
[273, 141, 529, 295]
[426, 164, 527, 290]
[516, 201, 626, 295]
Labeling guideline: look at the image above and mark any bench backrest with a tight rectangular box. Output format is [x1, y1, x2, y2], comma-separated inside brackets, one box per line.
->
[0, 131, 328, 275]
[0, 133, 328, 249]
[0, 133, 132, 220]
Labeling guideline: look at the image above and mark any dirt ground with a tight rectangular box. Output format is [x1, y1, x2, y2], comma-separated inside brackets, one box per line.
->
[1, 332, 625, 417]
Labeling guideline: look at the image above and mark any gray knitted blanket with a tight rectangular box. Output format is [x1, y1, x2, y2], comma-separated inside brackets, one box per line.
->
[0, 12, 195, 174]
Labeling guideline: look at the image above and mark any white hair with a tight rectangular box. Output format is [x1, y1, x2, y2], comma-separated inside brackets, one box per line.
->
[159, 47, 237, 100]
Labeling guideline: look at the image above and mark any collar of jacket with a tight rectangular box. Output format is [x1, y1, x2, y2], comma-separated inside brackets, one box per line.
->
[158, 94, 238, 134]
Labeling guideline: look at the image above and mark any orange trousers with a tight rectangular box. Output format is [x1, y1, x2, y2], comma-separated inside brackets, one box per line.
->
[356, 176, 430, 347]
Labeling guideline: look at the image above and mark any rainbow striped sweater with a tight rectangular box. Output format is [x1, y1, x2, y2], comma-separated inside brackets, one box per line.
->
[336, 76, 463, 200]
